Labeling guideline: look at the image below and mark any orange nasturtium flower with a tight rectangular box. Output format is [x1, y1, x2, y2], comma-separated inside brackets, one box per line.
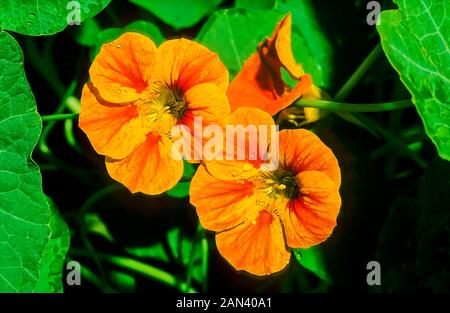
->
[190, 108, 341, 275]
[79, 32, 230, 195]
[227, 14, 323, 122]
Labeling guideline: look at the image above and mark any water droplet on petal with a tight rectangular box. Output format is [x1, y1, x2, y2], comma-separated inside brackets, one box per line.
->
[109, 42, 114, 46]
[116, 44, 121, 48]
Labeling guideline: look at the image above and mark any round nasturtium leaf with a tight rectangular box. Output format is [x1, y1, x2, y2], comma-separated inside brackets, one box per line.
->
[0, 0, 112, 36]
[0, 31, 69, 292]
[377, 0, 450, 161]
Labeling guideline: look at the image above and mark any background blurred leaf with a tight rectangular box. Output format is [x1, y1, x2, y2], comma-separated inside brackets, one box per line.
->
[235, 0, 274, 10]
[377, 0, 450, 160]
[376, 159, 450, 292]
[274, 0, 334, 89]
[0, 31, 69, 292]
[166, 161, 195, 198]
[74, 18, 101, 47]
[0, 0, 111, 36]
[129, 0, 224, 30]
[197, 8, 285, 77]
[108, 270, 136, 292]
[167, 182, 190, 198]
[90, 20, 164, 59]
[126, 228, 203, 283]
[293, 246, 331, 283]
[85, 213, 114, 242]
[418, 158, 450, 235]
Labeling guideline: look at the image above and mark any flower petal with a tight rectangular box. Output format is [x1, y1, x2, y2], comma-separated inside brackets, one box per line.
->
[177, 83, 230, 161]
[156, 38, 229, 93]
[79, 83, 148, 159]
[279, 129, 341, 187]
[281, 171, 341, 248]
[227, 13, 312, 116]
[203, 108, 276, 179]
[227, 55, 312, 115]
[273, 14, 303, 79]
[190, 165, 255, 232]
[216, 210, 291, 275]
[105, 133, 183, 195]
[90, 32, 157, 103]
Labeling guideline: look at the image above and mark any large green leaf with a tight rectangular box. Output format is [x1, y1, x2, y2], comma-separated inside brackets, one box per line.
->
[0, 0, 111, 35]
[274, 0, 334, 89]
[197, 9, 285, 77]
[377, 0, 450, 160]
[235, 0, 274, 10]
[129, 0, 224, 30]
[0, 31, 69, 292]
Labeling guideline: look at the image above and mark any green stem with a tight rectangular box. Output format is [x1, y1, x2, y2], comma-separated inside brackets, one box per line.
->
[295, 99, 412, 112]
[39, 81, 77, 154]
[334, 43, 382, 101]
[353, 113, 427, 169]
[41, 113, 79, 122]
[70, 248, 197, 293]
[64, 118, 82, 153]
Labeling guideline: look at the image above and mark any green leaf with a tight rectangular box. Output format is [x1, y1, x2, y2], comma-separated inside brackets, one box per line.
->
[274, 0, 334, 89]
[0, 31, 69, 292]
[235, 0, 274, 10]
[126, 228, 203, 282]
[108, 270, 136, 292]
[90, 20, 165, 59]
[377, 0, 450, 160]
[197, 9, 285, 77]
[129, 0, 224, 30]
[74, 18, 101, 47]
[85, 213, 114, 242]
[0, 0, 111, 36]
[293, 246, 331, 283]
[167, 182, 190, 198]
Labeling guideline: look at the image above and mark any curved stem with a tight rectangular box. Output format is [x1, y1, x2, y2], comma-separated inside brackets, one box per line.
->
[295, 99, 413, 112]
[41, 112, 79, 122]
[334, 43, 382, 101]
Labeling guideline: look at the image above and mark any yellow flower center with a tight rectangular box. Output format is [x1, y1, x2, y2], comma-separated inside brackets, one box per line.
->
[254, 168, 299, 212]
[141, 85, 186, 125]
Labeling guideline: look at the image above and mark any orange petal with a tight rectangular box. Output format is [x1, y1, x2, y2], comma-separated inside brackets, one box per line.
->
[79, 83, 147, 159]
[227, 55, 312, 116]
[156, 38, 229, 93]
[273, 14, 304, 79]
[229, 107, 275, 127]
[89, 32, 157, 103]
[216, 210, 291, 275]
[278, 129, 341, 187]
[228, 13, 311, 116]
[225, 107, 276, 162]
[105, 133, 183, 195]
[205, 160, 260, 181]
[190, 165, 255, 232]
[178, 83, 230, 161]
[281, 171, 341, 248]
